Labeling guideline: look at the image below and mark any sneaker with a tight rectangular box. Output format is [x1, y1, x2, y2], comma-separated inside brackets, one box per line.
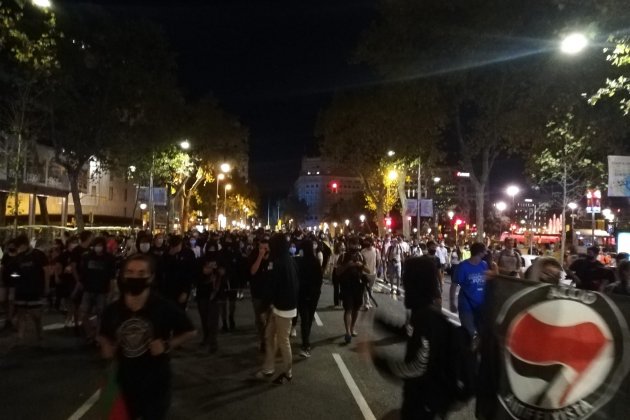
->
[351, 331, 358, 337]
[290, 327, 297, 338]
[344, 334, 352, 344]
[299, 348, 311, 358]
[255, 370, 275, 379]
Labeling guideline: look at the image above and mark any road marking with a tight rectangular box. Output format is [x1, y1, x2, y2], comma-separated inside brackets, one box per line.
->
[332, 353, 377, 420]
[314, 312, 323, 327]
[67, 389, 100, 420]
[441, 308, 461, 326]
[43, 323, 66, 331]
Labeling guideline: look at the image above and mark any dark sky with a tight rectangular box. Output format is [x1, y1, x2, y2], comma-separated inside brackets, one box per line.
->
[81, 0, 378, 198]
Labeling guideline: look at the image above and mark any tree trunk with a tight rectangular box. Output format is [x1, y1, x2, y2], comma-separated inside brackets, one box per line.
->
[182, 193, 193, 232]
[474, 183, 485, 244]
[0, 191, 8, 227]
[37, 195, 50, 225]
[560, 162, 567, 266]
[375, 199, 385, 237]
[398, 177, 410, 238]
[68, 171, 85, 231]
[179, 192, 187, 233]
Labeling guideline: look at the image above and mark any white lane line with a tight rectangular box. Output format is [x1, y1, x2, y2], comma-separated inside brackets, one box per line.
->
[441, 308, 461, 326]
[43, 323, 66, 331]
[314, 312, 323, 327]
[67, 389, 100, 420]
[332, 353, 377, 420]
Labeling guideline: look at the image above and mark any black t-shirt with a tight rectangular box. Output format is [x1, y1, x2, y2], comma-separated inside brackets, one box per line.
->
[70, 245, 91, 280]
[81, 252, 116, 293]
[99, 293, 194, 388]
[1, 253, 19, 287]
[15, 248, 48, 295]
[247, 249, 272, 302]
[55, 251, 75, 286]
[569, 258, 612, 291]
[160, 249, 196, 302]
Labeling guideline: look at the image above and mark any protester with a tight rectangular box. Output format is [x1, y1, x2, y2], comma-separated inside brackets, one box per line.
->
[297, 239, 323, 358]
[361, 237, 379, 311]
[372, 256, 460, 420]
[1, 240, 19, 330]
[450, 242, 488, 337]
[98, 254, 196, 419]
[248, 237, 272, 353]
[259, 233, 299, 384]
[337, 237, 366, 344]
[496, 238, 522, 277]
[386, 237, 405, 295]
[569, 245, 615, 291]
[160, 235, 196, 309]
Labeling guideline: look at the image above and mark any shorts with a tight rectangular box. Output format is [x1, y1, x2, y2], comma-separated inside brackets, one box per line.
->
[80, 292, 107, 316]
[14, 292, 44, 309]
[340, 281, 363, 311]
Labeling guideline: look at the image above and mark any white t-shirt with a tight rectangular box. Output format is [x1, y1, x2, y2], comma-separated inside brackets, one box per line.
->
[361, 247, 378, 275]
[436, 246, 448, 265]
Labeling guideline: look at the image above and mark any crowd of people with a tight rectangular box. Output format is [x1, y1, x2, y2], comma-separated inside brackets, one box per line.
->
[0, 227, 629, 419]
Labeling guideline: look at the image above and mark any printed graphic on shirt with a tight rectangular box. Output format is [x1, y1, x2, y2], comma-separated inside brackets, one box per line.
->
[117, 317, 153, 358]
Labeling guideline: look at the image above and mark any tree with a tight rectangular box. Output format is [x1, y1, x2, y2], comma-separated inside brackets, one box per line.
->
[527, 108, 613, 259]
[317, 85, 442, 236]
[0, 0, 58, 229]
[353, 0, 630, 241]
[49, 10, 181, 230]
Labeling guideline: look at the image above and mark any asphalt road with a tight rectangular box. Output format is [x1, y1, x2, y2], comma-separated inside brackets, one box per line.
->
[0, 276, 474, 420]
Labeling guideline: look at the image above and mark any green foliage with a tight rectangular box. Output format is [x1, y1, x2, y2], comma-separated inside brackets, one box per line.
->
[590, 38, 630, 116]
[528, 112, 606, 205]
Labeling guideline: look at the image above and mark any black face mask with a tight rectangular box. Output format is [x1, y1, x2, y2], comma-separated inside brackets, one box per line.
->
[122, 277, 151, 296]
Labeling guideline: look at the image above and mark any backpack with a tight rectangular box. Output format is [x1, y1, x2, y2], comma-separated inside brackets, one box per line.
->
[445, 323, 477, 403]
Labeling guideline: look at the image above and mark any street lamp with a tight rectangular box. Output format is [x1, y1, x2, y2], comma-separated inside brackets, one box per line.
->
[223, 183, 232, 226]
[495, 201, 507, 212]
[344, 219, 350, 227]
[180, 139, 191, 150]
[220, 163, 231, 173]
[359, 214, 366, 223]
[447, 210, 454, 220]
[433, 177, 441, 183]
[561, 33, 588, 55]
[32, 0, 52, 8]
[506, 185, 520, 205]
[387, 150, 395, 157]
[387, 169, 398, 182]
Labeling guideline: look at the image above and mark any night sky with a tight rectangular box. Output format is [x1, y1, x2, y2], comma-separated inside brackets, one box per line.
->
[78, 0, 378, 198]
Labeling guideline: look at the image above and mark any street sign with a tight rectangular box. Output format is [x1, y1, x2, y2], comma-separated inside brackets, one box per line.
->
[420, 199, 433, 217]
[138, 187, 167, 206]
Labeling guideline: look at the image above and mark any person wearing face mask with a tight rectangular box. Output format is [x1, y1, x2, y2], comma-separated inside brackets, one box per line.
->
[98, 254, 195, 419]
[151, 234, 167, 257]
[188, 235, 202, 259]
[424, 241, 444, 292]
[248, 238, 272, 353]
[568, 246, 615, 292]
[79, 237, 116, 343]
[218, 235, 242, 331]
[160, 236, 196, 309]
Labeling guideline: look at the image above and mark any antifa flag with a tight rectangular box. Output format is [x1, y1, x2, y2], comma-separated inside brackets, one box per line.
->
[477, 276, 630, 420]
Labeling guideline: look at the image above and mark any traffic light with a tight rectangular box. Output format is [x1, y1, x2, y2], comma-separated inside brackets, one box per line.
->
[331, 181, 339, 193]
[385, 217, 392, 227]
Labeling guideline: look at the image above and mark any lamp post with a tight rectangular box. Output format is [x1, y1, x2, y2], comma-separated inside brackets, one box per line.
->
[223, 183, 232, 226]
[454, 219, 463, 246]
[495, 201, 507, 238]
[586, 189, 601, 245]
[560, 33, 588, 55]
[214, 163, 231, 225]
[387, 169, 398, 218]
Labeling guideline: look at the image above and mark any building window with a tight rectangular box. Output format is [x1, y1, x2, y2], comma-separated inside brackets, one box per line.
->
[91, 186, 96, 197]
[108, 187, 114, 201]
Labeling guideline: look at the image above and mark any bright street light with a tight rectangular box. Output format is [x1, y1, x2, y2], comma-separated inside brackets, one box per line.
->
[220, 162, 231, 173]
[344, 219, 350, 227]
[602, 208, 612, 217]
[225, 183, 232, 191]
[387, 150, 395, 157]
[433, 177, 441, 183]
[447, 210, 455, 219]
[32, 0, 52, 8]
[506, 185, 520, 199]
[568, 202, 578, 211]
[139, 203, 147, 210]
[217, 173, 225, 181]
[561, 33, 588, 55]
[495, 201, 507, 212]
[180, 140, 191, 150]
[387, 169, 398, 181]
[359, 214, 366, 223]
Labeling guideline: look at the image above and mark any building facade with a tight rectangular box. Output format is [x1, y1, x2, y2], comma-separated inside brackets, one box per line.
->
[294, 157, 363, 226]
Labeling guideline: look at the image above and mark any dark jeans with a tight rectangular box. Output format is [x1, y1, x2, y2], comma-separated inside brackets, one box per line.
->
[332, 269, 340, 306]
[208, 300, 220, 348]
[220, 293, 236, 329]
[120, 370, 171, 420]
[298, 293, 320, 348]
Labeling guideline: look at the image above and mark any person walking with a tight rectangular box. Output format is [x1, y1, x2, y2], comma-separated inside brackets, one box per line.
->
[98, 254, 196, 419]
[337, 237, 366, 344]
[297, 239, 323, 358]
[386, 237, 404, 295]
[361, 237, 378, 311]
[248, 237, 272, 353]
[160, 236, 196, 310]
[258, 233, 299, 384]
[449, 242, 488, 337]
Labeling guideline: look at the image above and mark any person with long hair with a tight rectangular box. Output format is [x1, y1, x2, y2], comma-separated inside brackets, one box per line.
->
[258, 233, 299, 384]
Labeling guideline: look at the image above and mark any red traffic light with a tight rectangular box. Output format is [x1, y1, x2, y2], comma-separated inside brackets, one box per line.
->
[385, 217, 392, 227]
[331, 182, 338, 189]
[454, 219, 463, 226]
